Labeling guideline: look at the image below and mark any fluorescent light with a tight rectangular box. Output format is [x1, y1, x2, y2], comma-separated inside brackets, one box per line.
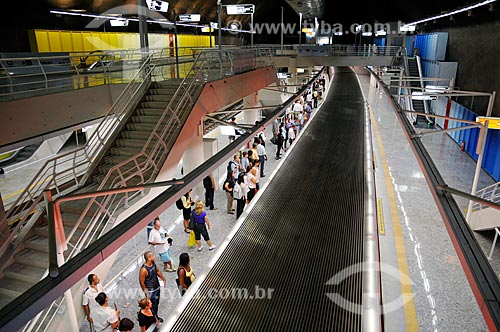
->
[110, 19, 128, 27]
[375, 30, 386, 36]
[301, 28, 314, 33]
[334, 32, 343, 36]
[425, 85, 449, 93]
[412, 91, 437, 100]
[178, 14, 201, 22]
[400, 25, 416, 32]
[407, 0, 497, 26]
[362, 32, 372, 36]
[201, 27, 213, 32]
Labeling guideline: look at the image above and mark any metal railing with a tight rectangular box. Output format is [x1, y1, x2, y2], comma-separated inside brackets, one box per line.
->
[473, 182, 500, 211]
[246, 44, 403, 57]
[16, 47, 274, 332]
[63, 48, 274, 257]
[0, 47, 205, 101]
[0, 55, 155, 259]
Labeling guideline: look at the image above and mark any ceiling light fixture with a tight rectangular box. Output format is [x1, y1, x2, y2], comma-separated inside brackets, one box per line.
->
[406, 0, 497, 26]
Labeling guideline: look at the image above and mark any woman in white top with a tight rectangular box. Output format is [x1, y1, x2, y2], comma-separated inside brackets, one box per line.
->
[233, 173, 248, 218]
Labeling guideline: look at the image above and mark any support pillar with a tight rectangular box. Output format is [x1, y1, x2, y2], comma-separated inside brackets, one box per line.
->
[182, 122, 205, 200]
[244, 93, 261, 125]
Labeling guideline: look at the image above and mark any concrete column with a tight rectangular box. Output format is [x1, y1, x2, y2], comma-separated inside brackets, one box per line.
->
[204, 138, 219, 185]
[182, 122, 205, 200]
[244, 92, 261, 126]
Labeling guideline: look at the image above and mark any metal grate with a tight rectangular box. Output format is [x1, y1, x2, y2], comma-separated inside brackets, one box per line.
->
[169, 67, 366, 331]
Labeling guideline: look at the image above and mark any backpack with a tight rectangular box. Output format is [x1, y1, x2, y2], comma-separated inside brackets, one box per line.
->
[175, 198, 184, 210]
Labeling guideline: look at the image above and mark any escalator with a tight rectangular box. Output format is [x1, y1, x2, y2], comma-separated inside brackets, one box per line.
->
[167, 67, 374, 331]
[407, 57, 427, 126]
[0, 142, 42, 168]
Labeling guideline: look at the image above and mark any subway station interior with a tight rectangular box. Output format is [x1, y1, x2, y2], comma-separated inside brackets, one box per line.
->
[0, 0, 499, 331]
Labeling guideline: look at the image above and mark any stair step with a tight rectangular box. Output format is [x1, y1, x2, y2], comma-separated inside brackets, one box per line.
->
[140, 101, 169, 109]
[14, 248, 49, 269]
[121, 130, 151, 140]
[144, 94, 174, 102]
[98, 162, 137, 176]
[24, 235, 49, 253]
[136, 108, 165, 117]
[110, 146, 143, 157]
[149, 88, 178, 95]
[126, 122, 165, 132]
[116, 138, 146, 149]
[151, 80, 182, 89]
[0, 277, 33, 298]
[61, 212, 93, 230]
[131, 115, 162, 125]
[34, 224, 84, 240]
[4, 263, 46, 284]
[59, 199, 98, 215]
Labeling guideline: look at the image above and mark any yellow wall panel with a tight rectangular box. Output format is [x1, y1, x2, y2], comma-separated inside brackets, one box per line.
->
[81, 32, 93, 51]
[35, 31, 51, 52]
[71, 32, 84, 52]
[60, 31, 74, 52]
[108, 33, 118, 49]
[47, 31, 62, 52]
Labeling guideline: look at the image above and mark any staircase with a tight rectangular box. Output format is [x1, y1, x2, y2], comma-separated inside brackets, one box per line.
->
[469, 182, 500, 231]
[0, 47, 275, 332]
[407, 57, 428, 126]
[0, 79, 182, 309]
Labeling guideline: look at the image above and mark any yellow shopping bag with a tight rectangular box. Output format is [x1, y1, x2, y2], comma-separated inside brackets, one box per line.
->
[187, 230, 196, 247]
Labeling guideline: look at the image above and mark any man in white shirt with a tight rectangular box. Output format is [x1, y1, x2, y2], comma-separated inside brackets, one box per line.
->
[256, 139, 267, 178]
[82, 274, 105, 325]
[148, 217, 174, 272]
[292, 100, 303, 115]
[92, 292, 120, 332]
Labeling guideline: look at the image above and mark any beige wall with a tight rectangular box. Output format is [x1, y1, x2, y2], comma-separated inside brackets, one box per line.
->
[0, 84, 126, 148]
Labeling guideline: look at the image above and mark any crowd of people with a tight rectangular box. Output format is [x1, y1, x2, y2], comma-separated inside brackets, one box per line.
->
[82, 76, 326, 331]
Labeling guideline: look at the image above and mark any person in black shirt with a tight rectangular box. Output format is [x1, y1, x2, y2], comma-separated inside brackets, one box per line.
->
[139, 251, 166, 322]
[137, 298, 158, 332]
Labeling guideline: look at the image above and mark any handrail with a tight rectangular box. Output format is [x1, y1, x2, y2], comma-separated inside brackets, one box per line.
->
[0, 54, 155, 259]
[19, 47, 274, 332]
[0, 46, 205, 101]
[64, 48, 274, 256]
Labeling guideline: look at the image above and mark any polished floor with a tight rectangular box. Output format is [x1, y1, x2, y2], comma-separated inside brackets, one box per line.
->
[356, 67, 490, 332]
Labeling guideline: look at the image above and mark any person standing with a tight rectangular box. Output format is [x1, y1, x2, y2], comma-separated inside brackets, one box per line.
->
[233, 173, 247, 218]
[139, 251, 166, 322]
[82, 273, 105, 326]
[191, 200, 216, 251]
[276, 126, 284, 160]
[181, 190, 194, 234]
[272, 118, 280, 139]
[241, 151, 250, 171]
[246, 166, 257, 202]
[92, 292, 120, 332]
[203, 174, 217, 210]
[257, 139, 267, 177]
[176, 253, 195, 296]
[148, 217, 174, 272]
[137, 298, 158, 332]
[223, 171, 235, 214]
[288, 124, 296, 145]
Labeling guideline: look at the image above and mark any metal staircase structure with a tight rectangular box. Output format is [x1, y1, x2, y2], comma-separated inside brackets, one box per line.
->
[469, 182, 500, 231]
[403, 55, 434, 127]
[0, 47, 275, 332]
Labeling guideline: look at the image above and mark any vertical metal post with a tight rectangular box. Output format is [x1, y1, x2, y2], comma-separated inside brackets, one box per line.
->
[137, 0, 149, 56]
[217, 0, 222, 50]
[298, 13, 302, 46]
[250, 13, 254, 46]
[174, 10, 180, 78]
[44, 190, 59, 278]
[280, 7, 284, 51]
[467, 91, 496, 225]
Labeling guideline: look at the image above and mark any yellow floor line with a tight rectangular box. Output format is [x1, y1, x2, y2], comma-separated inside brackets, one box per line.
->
[3, 176, 53, 200]
[370, 108, 419, 331]
[377, 198, 385, 235]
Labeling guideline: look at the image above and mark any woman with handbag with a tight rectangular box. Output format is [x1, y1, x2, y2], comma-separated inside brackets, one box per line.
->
[176, 253, 195, 296]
